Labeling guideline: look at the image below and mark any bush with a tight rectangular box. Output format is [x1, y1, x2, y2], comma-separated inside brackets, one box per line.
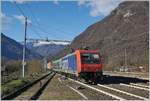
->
[5, 60, 22, 73]
[26, 59, 43, 76]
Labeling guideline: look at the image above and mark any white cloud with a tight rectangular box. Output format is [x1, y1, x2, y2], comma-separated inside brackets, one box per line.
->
[53, 0, 59, 5]
[9, 0, 26, 4]
[9, 0, 27, 4]
[78, 0, 87, 6]
[78, 0, 122, 17]
[1, 13, 10, 24]
[1, 12, 12, 31]
[15, 0, 25, 4]
[13, 15, 32, 25]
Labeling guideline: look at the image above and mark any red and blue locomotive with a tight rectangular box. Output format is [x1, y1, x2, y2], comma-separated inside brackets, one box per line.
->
[53, 49, 103, 83]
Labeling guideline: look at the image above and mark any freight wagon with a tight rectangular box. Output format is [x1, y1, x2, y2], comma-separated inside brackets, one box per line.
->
[52, 50, 103, 83]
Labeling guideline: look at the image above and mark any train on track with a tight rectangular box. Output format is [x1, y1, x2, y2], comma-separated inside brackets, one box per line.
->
[51, 49, 103, 83]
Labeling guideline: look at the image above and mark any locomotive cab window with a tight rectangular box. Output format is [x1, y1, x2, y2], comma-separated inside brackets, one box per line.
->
[81, 53, 100, 64]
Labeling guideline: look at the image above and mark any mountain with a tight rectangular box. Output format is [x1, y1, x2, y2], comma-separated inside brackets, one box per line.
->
[1, 33, 42, 60]
[55, 1, 149, 71]
[25, 40, 70, 58]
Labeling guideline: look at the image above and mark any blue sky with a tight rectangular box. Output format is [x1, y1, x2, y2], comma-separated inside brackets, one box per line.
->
[1, 0, 122, 42]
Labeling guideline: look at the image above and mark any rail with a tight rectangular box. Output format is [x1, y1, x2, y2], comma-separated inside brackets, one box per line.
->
[30, 72, 55, 100]
[2, 72, 52, 100]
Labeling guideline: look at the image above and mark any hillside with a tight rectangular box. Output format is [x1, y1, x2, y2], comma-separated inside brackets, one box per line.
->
[1, 33, 42, 60]
[55, 1, 149, 71]
[25, 40, 70, 58]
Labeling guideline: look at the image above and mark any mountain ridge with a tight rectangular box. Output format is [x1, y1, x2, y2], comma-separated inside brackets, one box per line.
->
[54, 1, 149, 71]
[1, 33, 42, 60]
[25, 40, 70, 58]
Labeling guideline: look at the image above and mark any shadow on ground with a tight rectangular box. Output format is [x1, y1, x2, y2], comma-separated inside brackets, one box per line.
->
[98, 75, 149, 85]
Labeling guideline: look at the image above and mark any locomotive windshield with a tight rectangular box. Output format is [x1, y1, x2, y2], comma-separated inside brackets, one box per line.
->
[81, 53, 100, 64]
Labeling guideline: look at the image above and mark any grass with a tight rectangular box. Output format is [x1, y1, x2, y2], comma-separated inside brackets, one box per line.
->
[1, 79, 28, 96]
[1, 71, 50, 97]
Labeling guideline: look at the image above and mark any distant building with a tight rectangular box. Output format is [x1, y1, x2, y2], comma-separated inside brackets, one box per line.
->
[47, 62, 52, 69]
[117, 66, 143, 72]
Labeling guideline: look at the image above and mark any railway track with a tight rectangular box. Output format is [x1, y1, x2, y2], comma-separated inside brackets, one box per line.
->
[37, 73, 149, 100]
[67, 77, 149, 100]
[2, 72, 55, 100]
[130, 82, 149, 88]
[63, 73, 150, 100]
[2, 72, 149, 100]
[38, 74, 85, 100]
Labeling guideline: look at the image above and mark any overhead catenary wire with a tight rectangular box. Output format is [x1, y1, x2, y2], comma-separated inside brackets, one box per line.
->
[13, 1, 72, 41]
[13, 1, 46, 39]
[30, 23, 62, 40]
[13, 1, 26, 17]
[25, 2, 74, 39]
[29, 25, 43, 39]
[16, 2, 66, 39]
